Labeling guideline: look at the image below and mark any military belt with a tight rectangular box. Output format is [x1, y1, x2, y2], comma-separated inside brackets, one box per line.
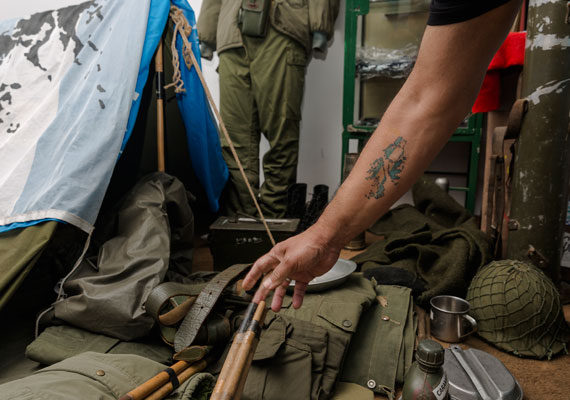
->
[174, 263, 251, 352]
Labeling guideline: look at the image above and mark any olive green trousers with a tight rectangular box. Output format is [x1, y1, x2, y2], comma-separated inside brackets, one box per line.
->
[218, 26, 306, 218]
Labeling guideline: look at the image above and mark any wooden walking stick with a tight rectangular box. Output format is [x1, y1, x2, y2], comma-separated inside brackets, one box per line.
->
[155, 40, 166, 172]
[118, 360, 193, 400]
[210, 301, 267, 400]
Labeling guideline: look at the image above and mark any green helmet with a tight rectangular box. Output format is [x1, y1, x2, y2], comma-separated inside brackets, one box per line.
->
[466, 260, 569, 359]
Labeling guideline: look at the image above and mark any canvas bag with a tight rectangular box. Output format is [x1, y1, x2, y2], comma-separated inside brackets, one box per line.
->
[53, 172, 194, 341]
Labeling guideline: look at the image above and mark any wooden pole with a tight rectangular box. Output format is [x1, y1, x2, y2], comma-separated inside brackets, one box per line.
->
[145, 360, 207, 400]
[118, 360, 191, 400]
[211, 301, 267, 400]
[155, 40, 166, 172]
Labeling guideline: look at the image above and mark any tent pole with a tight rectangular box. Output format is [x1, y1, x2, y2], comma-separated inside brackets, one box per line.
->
[155, 40, 166, 172]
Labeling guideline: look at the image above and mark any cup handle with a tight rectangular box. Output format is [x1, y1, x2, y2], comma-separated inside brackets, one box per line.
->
[459, 314, 478, 340]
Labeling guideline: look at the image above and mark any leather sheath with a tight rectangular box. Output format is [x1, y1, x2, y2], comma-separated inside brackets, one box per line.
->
[174, 263, 251, 351]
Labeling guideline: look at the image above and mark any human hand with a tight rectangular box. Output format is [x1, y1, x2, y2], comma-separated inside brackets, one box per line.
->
[242, 225, 342, 312]
[312, 31, 328, 53]
[200, 41, 214, 61]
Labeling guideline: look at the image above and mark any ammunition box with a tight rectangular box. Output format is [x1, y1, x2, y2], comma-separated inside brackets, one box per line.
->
[209, 217, 299, 270]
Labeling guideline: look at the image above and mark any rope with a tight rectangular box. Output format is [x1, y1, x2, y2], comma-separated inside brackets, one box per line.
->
[167, 6, 275, 246]
[163, 17, 188, 93]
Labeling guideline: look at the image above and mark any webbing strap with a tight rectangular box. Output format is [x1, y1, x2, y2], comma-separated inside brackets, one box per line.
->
[164, 367, 180, 390]
[174, 263, 251, 352]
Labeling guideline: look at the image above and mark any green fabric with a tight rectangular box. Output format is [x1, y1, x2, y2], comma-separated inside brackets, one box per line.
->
[0, 352, 214, 400]
[25, 325, 174, 366]
[331, 382, 374, 400]
[277, 274, 376, 395]
[197, 0, 340, 54]
[340, 284, 416, 399]
[54, 172, 194, 341]
[0, 221, 58, 311]
[223, 274, 375, 400]
[352, 178, 493, 306]
[243, 312, 326, 400]
[178, 371, 215, 400]
[278, 273, 376, 339]
[218, 26, 307, 217]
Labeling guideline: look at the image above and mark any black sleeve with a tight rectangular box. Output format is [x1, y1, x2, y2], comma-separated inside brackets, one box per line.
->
[427, 0, 513, 26]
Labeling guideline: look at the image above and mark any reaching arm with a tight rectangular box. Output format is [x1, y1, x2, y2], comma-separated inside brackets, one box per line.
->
[242, 0, 523, 311]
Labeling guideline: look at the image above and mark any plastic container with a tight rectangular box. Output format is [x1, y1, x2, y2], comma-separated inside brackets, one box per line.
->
[401, 339, 449, 400]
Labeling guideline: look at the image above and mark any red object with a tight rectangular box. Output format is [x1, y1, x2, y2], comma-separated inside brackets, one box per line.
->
[472, 32, 526, 113]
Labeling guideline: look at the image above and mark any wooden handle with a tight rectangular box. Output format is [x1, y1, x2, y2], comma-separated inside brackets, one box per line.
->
[145, 359, 207, 400]
[119, 360, 190, 400]
[210, 301, 266, 400]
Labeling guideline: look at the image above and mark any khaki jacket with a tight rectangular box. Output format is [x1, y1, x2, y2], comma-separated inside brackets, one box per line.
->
[197, 0, 340, 54]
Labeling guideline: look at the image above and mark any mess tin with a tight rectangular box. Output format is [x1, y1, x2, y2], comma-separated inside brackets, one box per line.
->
[430, 295, 477, 343]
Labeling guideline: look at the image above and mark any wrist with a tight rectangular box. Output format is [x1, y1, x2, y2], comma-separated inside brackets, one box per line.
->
[307, 213, 348, 253]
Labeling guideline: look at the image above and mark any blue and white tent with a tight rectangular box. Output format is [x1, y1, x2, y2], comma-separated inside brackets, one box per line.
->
[0, 0, 228, 234]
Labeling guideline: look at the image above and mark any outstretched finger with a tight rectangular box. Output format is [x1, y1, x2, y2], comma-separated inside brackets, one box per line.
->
[252, 273, 275, 303]
[271, 280, 290, 312]
[252, 264, 289, 304]
[292, 281, 308, 309]
[261, 261, 291, 291]
[243, 253, 279, 290]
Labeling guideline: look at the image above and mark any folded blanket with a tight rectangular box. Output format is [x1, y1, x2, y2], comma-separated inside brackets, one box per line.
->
[352, 178, 493, 306]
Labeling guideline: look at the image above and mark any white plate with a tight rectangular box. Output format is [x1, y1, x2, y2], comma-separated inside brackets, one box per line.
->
[289, 258, 357, 292]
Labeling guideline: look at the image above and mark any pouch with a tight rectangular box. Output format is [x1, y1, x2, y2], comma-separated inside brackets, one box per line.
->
[238, 0, 270, 37]
[242, 313, 329, 400]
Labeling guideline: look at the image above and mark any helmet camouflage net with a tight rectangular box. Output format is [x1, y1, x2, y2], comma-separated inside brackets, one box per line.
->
[466, 260, 569, 359]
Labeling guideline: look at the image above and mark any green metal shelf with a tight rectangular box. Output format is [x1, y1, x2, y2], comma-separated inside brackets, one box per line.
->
[341, 0, 483, 213]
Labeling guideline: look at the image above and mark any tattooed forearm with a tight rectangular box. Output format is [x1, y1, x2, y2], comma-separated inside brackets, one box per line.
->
[365, 136, 407, 199]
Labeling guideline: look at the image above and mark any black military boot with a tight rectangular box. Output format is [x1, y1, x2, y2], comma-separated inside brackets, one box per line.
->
[285, 183, 307, 220]
[300, 184, 329, 231]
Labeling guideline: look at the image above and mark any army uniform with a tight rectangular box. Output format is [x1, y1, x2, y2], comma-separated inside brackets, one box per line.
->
[197, 0, 340, 217]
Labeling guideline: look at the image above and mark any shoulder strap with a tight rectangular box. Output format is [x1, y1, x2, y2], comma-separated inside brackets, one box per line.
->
[174, 263, 251, 352]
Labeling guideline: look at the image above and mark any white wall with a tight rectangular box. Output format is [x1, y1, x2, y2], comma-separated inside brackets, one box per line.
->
[297, 4, 345, 198]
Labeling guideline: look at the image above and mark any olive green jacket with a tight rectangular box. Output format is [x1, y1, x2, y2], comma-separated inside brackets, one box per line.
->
[197, 0, 340, 54]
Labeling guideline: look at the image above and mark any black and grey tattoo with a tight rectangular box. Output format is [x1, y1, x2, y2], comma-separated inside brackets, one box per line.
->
[365, 136, 407, 199]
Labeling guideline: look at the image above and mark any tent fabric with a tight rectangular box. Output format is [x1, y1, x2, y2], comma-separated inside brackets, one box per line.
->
[0, 0, 227, 233]
[0, 0, 166, 233]
[170, 0, 229, 213]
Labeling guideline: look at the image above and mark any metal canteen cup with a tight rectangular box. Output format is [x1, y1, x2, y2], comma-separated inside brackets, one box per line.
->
[430, 295, 478, 343]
